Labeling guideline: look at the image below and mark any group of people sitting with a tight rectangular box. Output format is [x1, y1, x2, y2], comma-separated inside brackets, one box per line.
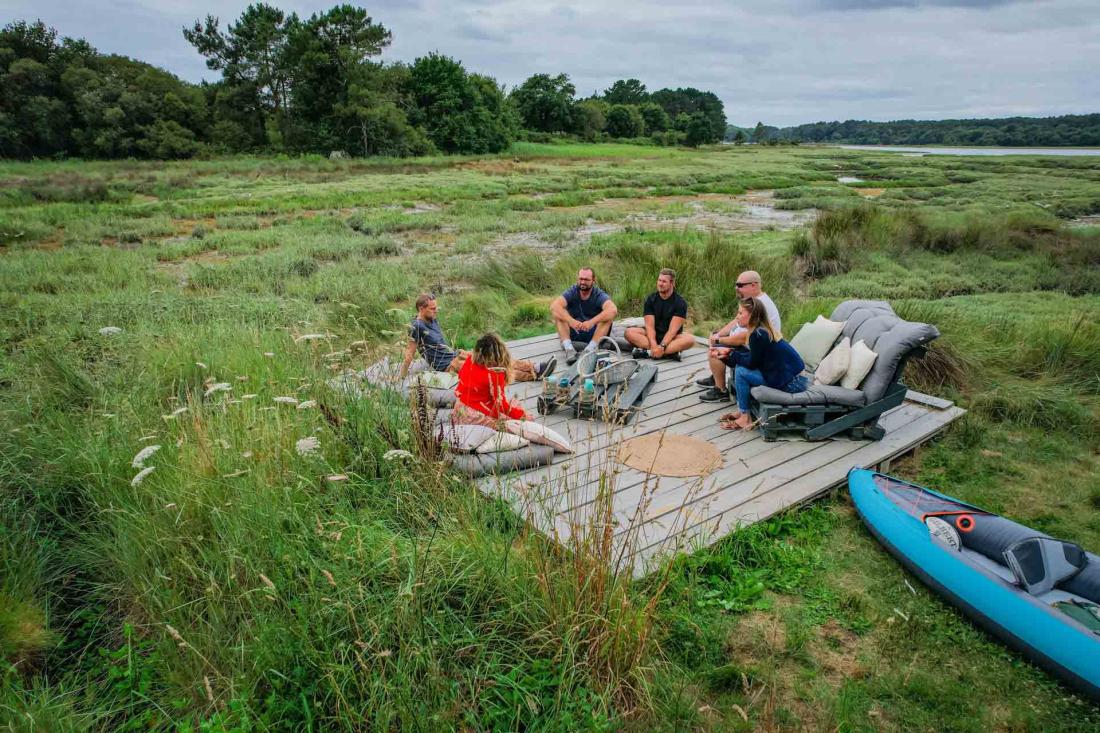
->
[398, 266, 809, 432]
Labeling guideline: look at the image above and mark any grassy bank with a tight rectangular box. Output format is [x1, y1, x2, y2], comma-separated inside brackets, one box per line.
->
[2, 144, 1100, 730]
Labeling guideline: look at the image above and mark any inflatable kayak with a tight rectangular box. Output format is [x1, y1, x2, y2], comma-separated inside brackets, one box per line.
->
[848, 468, 1100, 701]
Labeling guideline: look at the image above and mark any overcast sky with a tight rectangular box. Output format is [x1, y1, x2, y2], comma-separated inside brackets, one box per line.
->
[3, 0, 1097, 127]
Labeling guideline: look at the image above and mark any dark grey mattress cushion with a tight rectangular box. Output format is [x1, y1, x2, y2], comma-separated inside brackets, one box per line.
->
[751, 384, 866, 407]
[827, 300, 939, 403]
[449, 444, 555, 477]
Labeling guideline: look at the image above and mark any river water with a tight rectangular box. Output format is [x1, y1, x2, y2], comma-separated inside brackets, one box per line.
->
[836, 145, 1100, 157]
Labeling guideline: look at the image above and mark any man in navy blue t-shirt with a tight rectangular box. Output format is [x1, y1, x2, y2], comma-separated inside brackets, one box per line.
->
[550, 267, 618, 364]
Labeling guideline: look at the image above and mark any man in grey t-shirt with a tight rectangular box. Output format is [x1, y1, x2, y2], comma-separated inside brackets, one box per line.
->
[698, 270, 783, 402]
[400, 293, 555, 381]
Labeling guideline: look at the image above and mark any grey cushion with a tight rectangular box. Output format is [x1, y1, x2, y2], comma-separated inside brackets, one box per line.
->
[405, 385, 456, 408]
[449, 444, 555, 477]
[826, 301, 939, 403]
[752, 384, 866, 408]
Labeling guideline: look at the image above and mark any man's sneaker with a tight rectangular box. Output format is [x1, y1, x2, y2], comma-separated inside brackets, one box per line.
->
[696, 375, 715, 387]
[536, 356, 557, 379]
[563, 346, 578, 366]
[699, 387, 730, 402]
[661, 351, 682, 362]
[632, 347, 650, 359]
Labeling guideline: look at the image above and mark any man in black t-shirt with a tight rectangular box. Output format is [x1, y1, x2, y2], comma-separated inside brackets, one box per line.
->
[625, 268, 694, 361]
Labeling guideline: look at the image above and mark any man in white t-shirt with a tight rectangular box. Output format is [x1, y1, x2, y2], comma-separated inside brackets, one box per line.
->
[698, 270, 782, 403]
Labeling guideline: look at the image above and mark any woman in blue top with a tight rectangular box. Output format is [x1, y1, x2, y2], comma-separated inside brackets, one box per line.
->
[723, 296, 808, 430]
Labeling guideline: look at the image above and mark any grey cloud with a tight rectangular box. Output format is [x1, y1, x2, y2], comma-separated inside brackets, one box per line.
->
[3, 0, 1097, 127]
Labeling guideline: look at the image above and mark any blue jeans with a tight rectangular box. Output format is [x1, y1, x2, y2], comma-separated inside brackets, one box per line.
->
[733, 368, 809, 412]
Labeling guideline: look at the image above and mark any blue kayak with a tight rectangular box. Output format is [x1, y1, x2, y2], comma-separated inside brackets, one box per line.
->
[848, 468, 1100, 701]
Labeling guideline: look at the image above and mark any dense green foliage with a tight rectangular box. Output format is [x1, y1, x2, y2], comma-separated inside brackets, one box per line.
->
[1, 8, 729, 160]
[776, 113, 1100, 146]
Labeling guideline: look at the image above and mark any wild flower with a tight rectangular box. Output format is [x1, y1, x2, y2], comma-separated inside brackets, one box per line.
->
[274, 396, 299, 405]
[165, 624, 187, 647]
[195, 361, 208, 369]
[383, 449, 413, 461]
[294, 333, 331, 343]
[326, 474, 348, 482]
[241, 451, 253, 458]
[242, 394, 258, 400]
[297, 400, 317, 410]
[296, 436, 320, 456]
[131, 466, 155, 487]
[204, 382, 231, 398]
[131, 445, 161, 468]
[98, 326, 123, 336]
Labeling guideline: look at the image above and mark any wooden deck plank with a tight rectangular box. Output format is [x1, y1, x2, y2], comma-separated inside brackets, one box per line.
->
[475, 333, 966, 575]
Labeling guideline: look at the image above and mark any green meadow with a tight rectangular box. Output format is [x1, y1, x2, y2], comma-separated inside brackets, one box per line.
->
[2, 143, 1099, 730]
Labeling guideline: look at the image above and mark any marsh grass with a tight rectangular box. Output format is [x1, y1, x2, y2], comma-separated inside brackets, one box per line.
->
[3, 144, 1100, 730]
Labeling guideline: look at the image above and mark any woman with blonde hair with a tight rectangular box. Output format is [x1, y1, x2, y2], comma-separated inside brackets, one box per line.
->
[723, 297, 807, 430]
[452, 332, 529, 427]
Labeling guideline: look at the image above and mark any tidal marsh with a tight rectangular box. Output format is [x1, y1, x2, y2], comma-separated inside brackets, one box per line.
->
[2, 144, 1099, 730]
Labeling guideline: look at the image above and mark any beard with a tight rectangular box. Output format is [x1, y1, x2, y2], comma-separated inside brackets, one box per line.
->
[578, 282, 592, 293]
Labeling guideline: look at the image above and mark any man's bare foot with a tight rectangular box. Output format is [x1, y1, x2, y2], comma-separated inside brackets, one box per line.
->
[719, 410, 741, 422]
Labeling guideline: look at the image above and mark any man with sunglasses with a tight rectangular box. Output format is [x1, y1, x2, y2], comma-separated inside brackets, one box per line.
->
[401, 293, 555, 381]
[698, 271, 782, 402]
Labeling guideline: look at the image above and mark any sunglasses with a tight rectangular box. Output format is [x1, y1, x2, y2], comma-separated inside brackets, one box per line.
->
[735, 281, 758, 288]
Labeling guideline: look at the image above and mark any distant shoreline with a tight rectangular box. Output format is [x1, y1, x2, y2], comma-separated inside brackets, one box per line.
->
[832, 144, 1100, 156]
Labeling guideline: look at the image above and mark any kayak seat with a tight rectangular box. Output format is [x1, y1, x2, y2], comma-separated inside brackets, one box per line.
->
[1003, 537, 1087, 596]
[954, 513, 1100, 603]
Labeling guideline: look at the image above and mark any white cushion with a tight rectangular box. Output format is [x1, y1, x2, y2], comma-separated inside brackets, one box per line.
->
[504, 419, 574, 453]
[789, 315, 845, 370]
[444, 424, 498, 453]
[814, 337, 851, 386]
[474, 431, 530, 454]
[841, 339, 879, 390]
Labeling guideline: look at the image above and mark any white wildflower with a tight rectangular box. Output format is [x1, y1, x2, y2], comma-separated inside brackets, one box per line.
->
[326, 474, 348, 482]
[195, 361, 208, 369]
[131, 445, 161, 469]
[131, 466, 155, 486]
[242, 394, 257, 400]
[241, 451, 253, 459]
[98, 326, 123, 336]
[383, 449, 413, 461]
[296, 436, 320, 456]
[274, 396, 299, 405]
[294, 333, 330, 343]
[204, 382, 231, 398]
[296, 400, 316, 410]
[164, 503, 177, 510]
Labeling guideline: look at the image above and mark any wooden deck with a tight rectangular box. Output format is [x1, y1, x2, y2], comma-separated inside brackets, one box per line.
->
[479, 332, 965, 575]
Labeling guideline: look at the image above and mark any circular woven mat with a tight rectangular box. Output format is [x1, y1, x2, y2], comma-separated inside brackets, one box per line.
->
[617, 431, 723, 477]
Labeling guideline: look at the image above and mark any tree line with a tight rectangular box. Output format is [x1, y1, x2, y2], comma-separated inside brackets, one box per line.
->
[771, 114, 1100, 147]
[0, 5, 726, 160]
